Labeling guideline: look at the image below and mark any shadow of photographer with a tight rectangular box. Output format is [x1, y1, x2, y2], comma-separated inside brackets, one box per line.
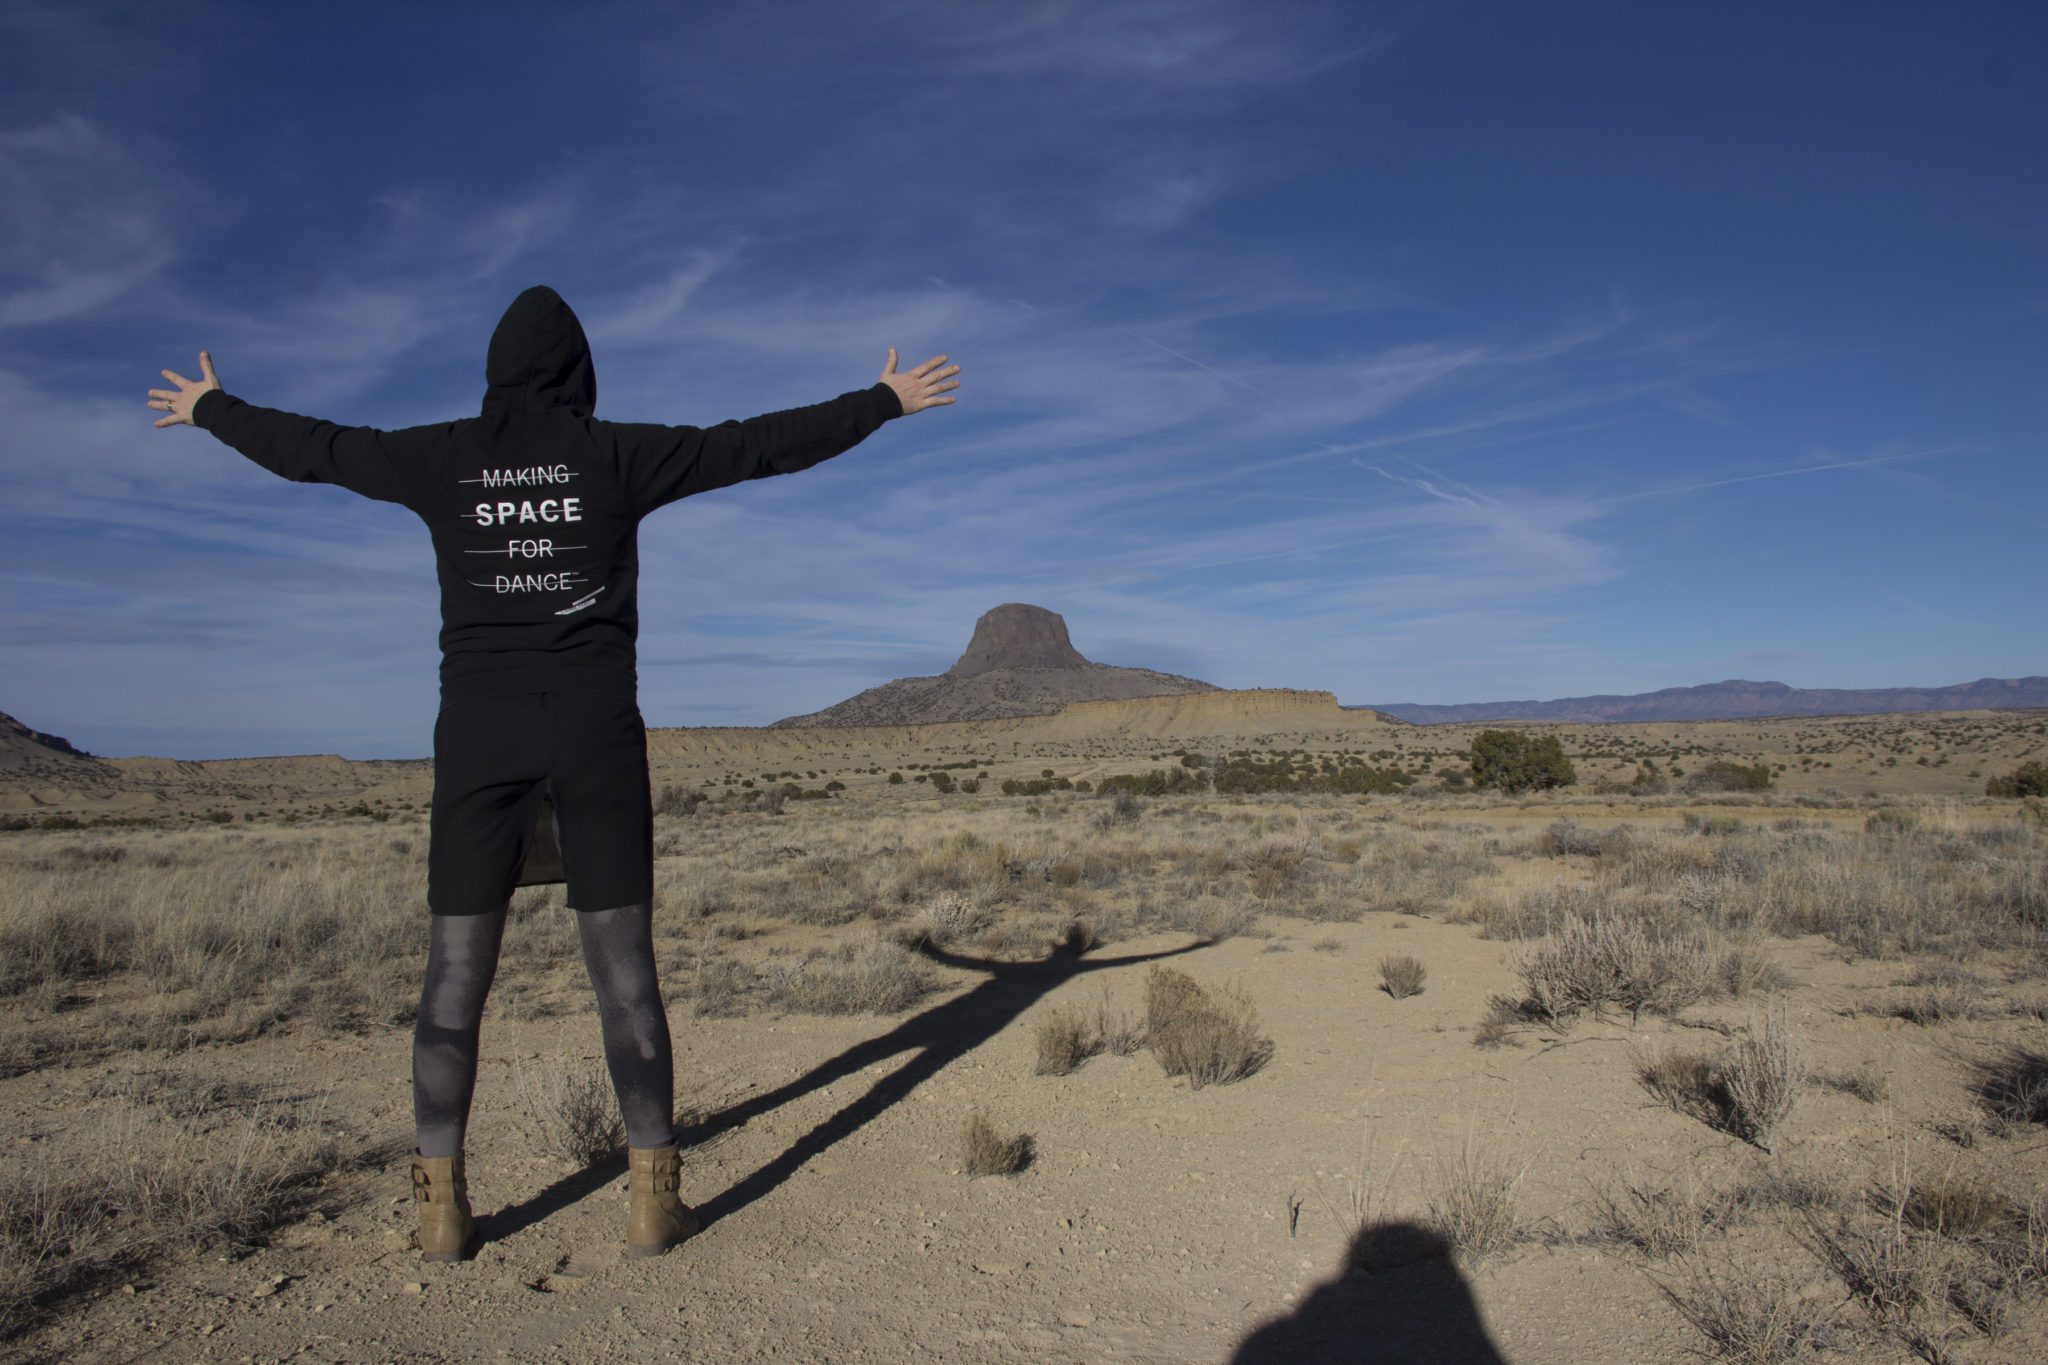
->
[1234, 1222, 1507, 1364]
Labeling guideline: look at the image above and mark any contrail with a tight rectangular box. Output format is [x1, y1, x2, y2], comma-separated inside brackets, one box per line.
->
[1597, 446, 1972, 505]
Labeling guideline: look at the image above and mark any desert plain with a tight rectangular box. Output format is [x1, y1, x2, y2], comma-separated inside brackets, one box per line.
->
[3, 689, 2047, 1363]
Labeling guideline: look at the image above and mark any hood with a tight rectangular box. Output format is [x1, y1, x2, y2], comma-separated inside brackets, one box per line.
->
[482, 285, 596, 415]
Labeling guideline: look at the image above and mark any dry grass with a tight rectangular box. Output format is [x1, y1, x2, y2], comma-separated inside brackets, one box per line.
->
[1590, 1170, 1749, 1259]
[766, 939, 936, 1016]
[515, 1060, 624, 1167]
[1420, 1126, 1526, 1259]
[0, 1091, 375, 1338]
[960, 1112, 1031, 1176]
[1721, 1003, 1806, 1155]
[1143, 966, 1270, 1089]
[5, 780, 2047, 1350]
[1510, 907, 1716, 1028]
[1650, 1254, 1838, 1363]
[1034, 1004, 1101, 1076]
[1377, 953, 1427, 999]
[1638, 1004, 1805, 1154]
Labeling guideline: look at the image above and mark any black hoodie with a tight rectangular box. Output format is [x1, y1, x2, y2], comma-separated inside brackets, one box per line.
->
[193, 285, 903, 709]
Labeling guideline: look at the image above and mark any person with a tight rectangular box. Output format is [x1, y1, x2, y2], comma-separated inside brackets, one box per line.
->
[146, 285, 960, 1261]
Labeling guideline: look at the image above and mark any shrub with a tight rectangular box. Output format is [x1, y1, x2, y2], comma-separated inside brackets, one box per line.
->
[1143, 966, 1270, 1088]
[961, 1113, 1031, 1176]
[1591, 1172, 1747, 1259]
[1511, 910, 1715, 1027]
[767, 940, 935, 1015]
[518, 1062, 624, 1167]
[1719, 1003, 1805, 1155]
[1468, 730, 1576, 794]
[655, 783, 706, 816]
[1421, 1128, 1526, 1258]
[1094, 768, 1197, 798]
[1686, 761, 1774, 794]
[1034, 1005, 1101, 1076]
[1378, 954, 1426, 999]
[1642, 1005, 1806, 1153]
[1987, 761, 2048, 798]
[1540, 818, 1605, 857]
[1652, 1254, 1836, 1364]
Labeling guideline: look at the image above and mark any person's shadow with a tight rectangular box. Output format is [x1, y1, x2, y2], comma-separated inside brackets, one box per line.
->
[480, 930, 1210, 1240]
[1233, 1222, 1508, 1364]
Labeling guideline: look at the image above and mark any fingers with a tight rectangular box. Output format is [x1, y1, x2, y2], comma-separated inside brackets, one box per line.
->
[910, 354, 949, 377]
[882, 346, 897, 375]
[162, 368, 192, 388]
[153, 412, 180, 429]
[198, 350, 217, 386]
[148, 388, 178, 400]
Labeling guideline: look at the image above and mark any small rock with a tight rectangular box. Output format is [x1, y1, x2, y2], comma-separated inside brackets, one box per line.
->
[402, 1281, 427, 1295]
[1060, 1310, 1097, 1328]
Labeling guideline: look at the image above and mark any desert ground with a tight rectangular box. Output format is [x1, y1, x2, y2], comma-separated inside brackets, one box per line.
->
[3, 691, 2046, 1362]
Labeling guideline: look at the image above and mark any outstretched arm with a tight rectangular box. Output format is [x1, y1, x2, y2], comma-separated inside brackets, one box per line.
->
[607, 349, 961, 516]
[148, 351, 438, 508]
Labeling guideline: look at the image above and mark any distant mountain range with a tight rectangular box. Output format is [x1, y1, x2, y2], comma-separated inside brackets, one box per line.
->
[1358, 677, 2048, 725]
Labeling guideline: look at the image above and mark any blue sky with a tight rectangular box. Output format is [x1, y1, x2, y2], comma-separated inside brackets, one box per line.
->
[2, 1, 2042, 759]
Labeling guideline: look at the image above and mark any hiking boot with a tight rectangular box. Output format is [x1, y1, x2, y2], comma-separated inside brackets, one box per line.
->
[411, 1151, 475, 1262]
[626, 1143, 701, 1257]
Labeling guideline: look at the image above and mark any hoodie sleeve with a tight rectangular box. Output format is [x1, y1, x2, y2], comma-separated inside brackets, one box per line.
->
[193, 389, 442, 509]
[600, 381, 903, 517]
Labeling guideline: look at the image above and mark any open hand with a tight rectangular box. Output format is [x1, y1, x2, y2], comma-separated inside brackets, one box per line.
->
[878, 349, 960, 416]
[147, 351, 220, 428]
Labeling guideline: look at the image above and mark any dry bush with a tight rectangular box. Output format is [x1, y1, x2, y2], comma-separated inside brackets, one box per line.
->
[1149, 895, 1261, 941]
[1651, 1253, 1838, 1364]
[1034, 1005, 1101, 1076]
[1472, 994, 1534, 1049]
[1353, 832, 1494, 916]
[1640, 1049, 1721, 1118]
[1900, 1170, 2002, 1238]
[1378, 954, 1427, 1000]
[1143, 966, 1270, 1089]
[1420, 1127, 1526, 1259]
[516, 1061, 624, 1167]
[1721, 1003, 1805, 1155]
[1974, 1048, 2048, 1128]
[1243, 840, 1308, 900]
[1639, 1006, 1806, 1155]
[1816, 1065, 1890, 1104]
[1716, 939, 1792, 998]
[767, 939, 935, 1016]
[1540, 818, 1606, 858]
[1511, 909, 1716, 1027]
[905, 890, 990, 947]
[1590, 1171, 1748, 1259]
[691, 955, 751, 1018]
[0, 1096, 366, 1337]
[960, 1112, 1031, 1176]
[1093, 987, 1143, 1056]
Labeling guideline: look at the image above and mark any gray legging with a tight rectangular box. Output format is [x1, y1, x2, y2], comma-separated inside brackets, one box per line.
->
[412, 899, 675, 1157]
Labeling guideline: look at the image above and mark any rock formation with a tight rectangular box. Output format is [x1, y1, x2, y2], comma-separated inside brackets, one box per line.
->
[773, 604, 1216, 727]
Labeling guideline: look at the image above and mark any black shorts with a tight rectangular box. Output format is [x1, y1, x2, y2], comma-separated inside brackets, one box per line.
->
[428, 690, 654, 916]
